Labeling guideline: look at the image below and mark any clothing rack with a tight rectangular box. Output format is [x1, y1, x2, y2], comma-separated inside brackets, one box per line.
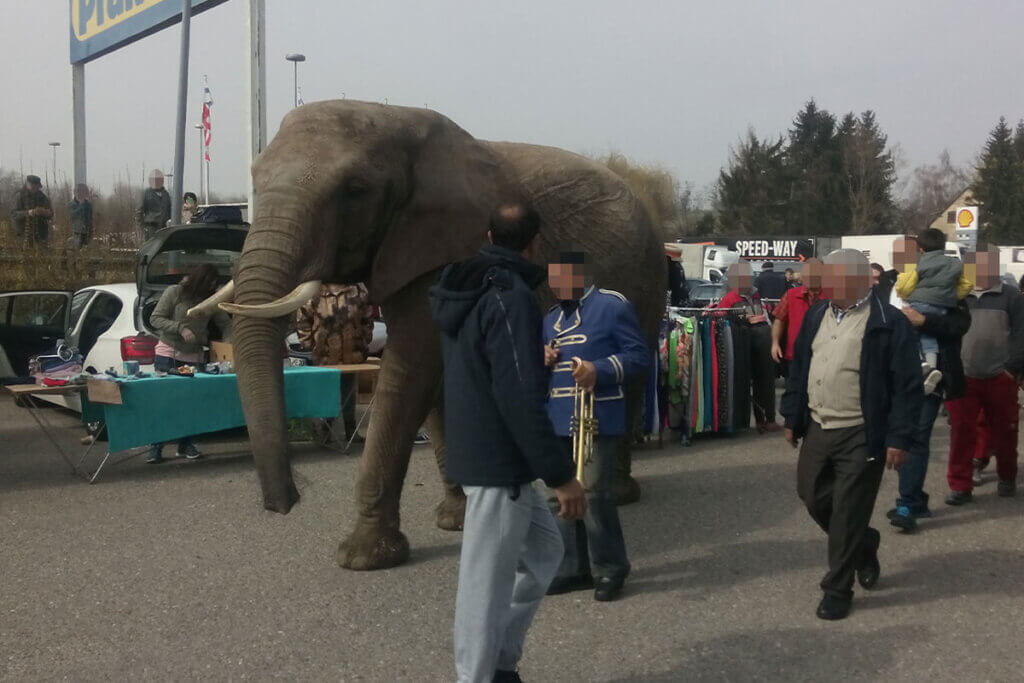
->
[658, 309, 752, 440]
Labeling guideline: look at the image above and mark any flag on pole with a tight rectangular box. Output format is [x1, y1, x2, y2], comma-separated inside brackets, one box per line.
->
[202, 76, 213, 161]
[297, 86, 305, 107]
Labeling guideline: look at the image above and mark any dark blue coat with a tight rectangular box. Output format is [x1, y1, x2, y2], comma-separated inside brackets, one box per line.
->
[430, 246, 574, 489]
[543, 286, 649, 436]
[780, 293, 923, 455]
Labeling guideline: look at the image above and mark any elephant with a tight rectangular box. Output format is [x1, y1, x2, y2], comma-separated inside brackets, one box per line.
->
[189, 100, 666, 571]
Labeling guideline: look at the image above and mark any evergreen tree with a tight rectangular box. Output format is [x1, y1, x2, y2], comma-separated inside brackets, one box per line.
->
[716, 129, 789, 235]
[784, 100, 848, 235]
[839, 110, 897, 234]
[971, 117, 1023, 243]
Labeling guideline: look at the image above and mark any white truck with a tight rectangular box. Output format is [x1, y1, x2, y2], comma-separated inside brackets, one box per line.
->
[672, 243, 740, 282]
[841, 234, 964, 270]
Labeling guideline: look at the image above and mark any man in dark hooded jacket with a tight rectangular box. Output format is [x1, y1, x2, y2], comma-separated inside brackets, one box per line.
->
[430, 202, 585, 683]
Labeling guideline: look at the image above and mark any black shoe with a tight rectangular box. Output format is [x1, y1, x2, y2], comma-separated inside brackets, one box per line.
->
[997, 480, 1017, 497]
[888, 506, 917, 533]
[857, 547, 881, 589]
[493, 670, 523, 683]
[816, 594, 852, 620]
[945, 490, 973, 506]
[594, 576, 625, 602]
[546, 574, 593, 596]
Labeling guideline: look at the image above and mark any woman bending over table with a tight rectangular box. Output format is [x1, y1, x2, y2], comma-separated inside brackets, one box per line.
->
[146, 264, 231, 463]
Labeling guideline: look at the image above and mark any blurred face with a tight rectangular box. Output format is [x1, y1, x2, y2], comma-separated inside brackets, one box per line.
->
[967, 248, 1001, 290]
[184, 196, 196, 208]
[150, 171, 164, 190]
[823, 254, 871, 308]
[727, 262, 754, 294]
[891, 238, 916, 271]
[871, 265, 883, 285]
[803, 261, 823, 292]
[548, 262, 586, 300]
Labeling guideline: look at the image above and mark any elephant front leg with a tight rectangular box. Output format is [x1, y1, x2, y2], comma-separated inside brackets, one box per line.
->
[424, 405, 465, 531]
[338, 281, 443, 570]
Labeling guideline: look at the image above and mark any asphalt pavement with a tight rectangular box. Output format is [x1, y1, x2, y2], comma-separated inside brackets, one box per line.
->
[1, 395, 1022, 681]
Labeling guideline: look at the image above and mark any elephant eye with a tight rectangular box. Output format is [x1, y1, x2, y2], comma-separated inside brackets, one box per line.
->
[343, 178, 370, 199]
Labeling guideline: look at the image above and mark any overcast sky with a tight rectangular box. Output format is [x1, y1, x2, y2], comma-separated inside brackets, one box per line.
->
[3, 1, 1023, 202]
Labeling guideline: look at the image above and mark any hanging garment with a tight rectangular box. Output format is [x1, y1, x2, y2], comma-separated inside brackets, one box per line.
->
[715, 318, 730, 432]
[724, 319, 735, 433]
[730, 319, 752, 430]
[711, 318, 720, 433]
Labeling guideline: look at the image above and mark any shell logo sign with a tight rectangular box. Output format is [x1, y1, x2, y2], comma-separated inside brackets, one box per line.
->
[956, 207, 979, 230]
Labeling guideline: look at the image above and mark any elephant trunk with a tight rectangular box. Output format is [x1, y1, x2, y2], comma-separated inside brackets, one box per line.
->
[231, 205, 314, 513]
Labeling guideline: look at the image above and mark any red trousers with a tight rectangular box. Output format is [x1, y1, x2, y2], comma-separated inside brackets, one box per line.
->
[946, 373, 1020, 492]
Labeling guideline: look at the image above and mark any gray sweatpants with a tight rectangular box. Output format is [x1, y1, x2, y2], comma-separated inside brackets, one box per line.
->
[454, 483, 563, 682]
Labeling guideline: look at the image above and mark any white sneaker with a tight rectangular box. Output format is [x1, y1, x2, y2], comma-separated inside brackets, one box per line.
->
[923, 369, 942, 395]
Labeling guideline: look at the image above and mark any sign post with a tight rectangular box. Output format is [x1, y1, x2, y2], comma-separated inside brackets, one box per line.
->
[69, 0, 231, 206]
[246, 0, 267, 223]
[170, 0, 192, 225]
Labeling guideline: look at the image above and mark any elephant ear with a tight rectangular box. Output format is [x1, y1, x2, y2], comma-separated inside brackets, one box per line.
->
[368, 116, 503, 302]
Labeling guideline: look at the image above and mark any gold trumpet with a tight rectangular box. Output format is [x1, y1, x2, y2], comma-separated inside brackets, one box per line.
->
[569, 357, 598, 487]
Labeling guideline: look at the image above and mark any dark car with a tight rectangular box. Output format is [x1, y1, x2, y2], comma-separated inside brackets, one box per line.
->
[687, 283, 728, 308]
[135, 223, 248, 336]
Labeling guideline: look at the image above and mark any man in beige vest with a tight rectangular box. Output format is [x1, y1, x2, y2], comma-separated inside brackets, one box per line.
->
[781, 249, 923, 621]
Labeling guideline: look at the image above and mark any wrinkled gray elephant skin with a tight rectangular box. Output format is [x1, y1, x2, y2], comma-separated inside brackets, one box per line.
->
[229, 100, 665, 570]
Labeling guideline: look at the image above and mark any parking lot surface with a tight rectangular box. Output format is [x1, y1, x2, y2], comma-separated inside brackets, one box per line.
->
[2, 397, 1021, 681]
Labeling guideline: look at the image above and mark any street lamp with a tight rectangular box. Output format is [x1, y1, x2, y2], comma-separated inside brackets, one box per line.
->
[194, 123, 205, 202]
[47, 141, 61, 189]
[285, 53, 306, 108]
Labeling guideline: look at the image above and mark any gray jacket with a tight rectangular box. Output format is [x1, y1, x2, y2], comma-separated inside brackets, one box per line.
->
[961, 283, 1024, 379]
[136, 188, 171, 228]
[150, 284, 231, 356]
[906, 250, 962, 308]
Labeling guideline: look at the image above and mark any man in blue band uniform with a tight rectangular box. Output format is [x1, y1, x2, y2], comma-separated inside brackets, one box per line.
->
[543, 250, 649, 601]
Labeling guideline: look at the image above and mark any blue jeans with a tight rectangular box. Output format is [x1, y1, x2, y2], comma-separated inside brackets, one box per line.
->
[908, 301, 947, 355]
[549, 436, 630, 581]
[896, 393, 942, 513]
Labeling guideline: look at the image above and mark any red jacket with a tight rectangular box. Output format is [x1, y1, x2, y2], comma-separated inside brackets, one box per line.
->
[773, 286, 821, 361]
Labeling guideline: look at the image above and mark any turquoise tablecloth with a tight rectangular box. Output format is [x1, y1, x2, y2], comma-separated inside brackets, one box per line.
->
[81, 366, 341, 453]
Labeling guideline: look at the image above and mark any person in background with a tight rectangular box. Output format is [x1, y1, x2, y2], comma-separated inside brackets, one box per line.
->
[182, 192, 199, 224]
[11, 175, 53, 247]
[754, 261, 788, 301]
[782, 249, 921, 620]
[429, 202, 584, 682]
[543, 250, 648, 602]
[870, 262, 885, 288]
[894, 228, 973, 394]
[146, 264, 231, 464]
[718, 261, 781, 432]
[68, 184, 94, 249]
[886, 298, 970, 531]
[771, 258, 823, 378]
[945, 244, 1024, 503]
[136, 169, 172, 241]
[295, 283, 374, 444]
[667, 256, 689, 307]
[785, 268, 797, 288]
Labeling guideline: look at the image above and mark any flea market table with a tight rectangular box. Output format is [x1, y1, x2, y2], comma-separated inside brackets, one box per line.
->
[6, 366, 345, 483]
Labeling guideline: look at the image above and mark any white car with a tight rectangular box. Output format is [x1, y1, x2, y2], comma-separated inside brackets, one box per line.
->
[0, 284, 155, 412]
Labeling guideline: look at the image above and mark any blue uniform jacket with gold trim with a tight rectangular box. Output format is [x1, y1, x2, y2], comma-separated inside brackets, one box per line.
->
[543, 286, 649, 436]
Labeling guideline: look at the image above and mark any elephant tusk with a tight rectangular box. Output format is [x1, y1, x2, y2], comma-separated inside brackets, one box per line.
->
[218, 280, 322, 318]
[187, 279, 235, 318]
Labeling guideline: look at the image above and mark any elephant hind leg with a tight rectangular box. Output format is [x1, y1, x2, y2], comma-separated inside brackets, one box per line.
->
[424, 404, 466, 531]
